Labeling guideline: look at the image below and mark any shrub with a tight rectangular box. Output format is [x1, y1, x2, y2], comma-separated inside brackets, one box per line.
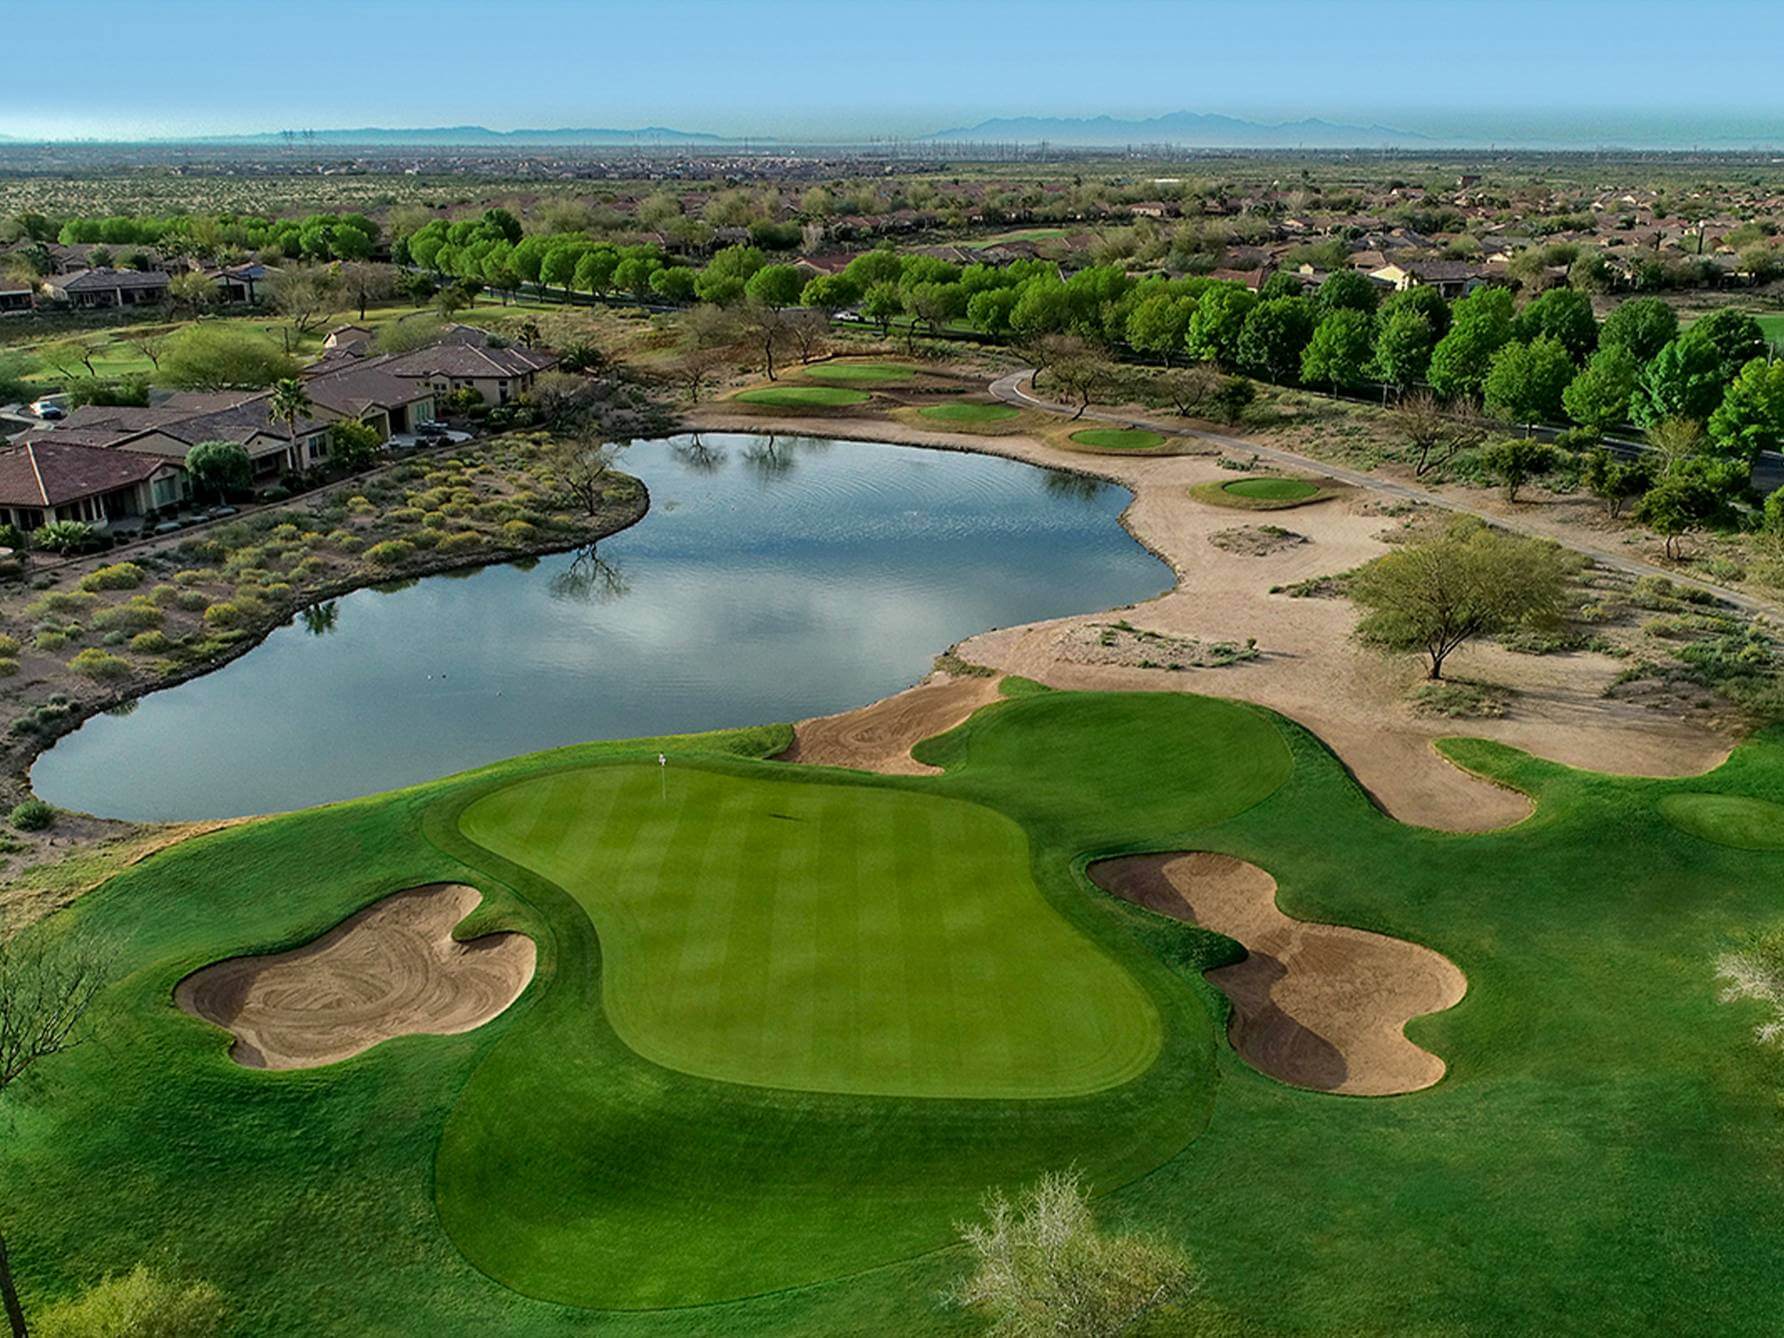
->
[175, 590, 211, 612]
[502, 520, 537, 543]
[173, 568, 219, 586]
[0, 633, 18, 657]
[25, 590, 97, 617]
[0, 659, 16, 677]
[10, 798, 55, 831]
[78, 561, 145, 592]
[202, 601, 249, 630]
[68, 647, 130, 680]
[385, 507, 426, 525]
[407, 530, 439, 550]
[130, 630, 174, 654]
[147, 583, 182, 607]
[438, 530, 484, 554]
[90, 600, 163, 632]
[326, 530, 364, 553]
[34, 1265, 227, 1338]
[34, 629, 72, 652]
[365, 540, 414, 566]
[33, 519, 98, 555]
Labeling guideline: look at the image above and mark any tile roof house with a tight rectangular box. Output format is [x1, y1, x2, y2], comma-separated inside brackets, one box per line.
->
[1368, 259, 1491, 299]
[0, 437, 189, 531]
[40, 267, 171, 308]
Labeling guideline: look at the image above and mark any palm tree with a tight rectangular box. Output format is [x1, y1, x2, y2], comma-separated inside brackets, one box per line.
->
[268, 377, 315, 470]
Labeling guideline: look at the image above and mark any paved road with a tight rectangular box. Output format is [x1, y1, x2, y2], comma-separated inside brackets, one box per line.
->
[991, 369, 1783, 622]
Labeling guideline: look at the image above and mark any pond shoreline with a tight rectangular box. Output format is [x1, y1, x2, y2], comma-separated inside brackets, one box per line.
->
[10, 483, 651, 817]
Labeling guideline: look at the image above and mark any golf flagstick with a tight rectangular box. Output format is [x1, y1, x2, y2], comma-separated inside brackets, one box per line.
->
[658, 752, 667, 800]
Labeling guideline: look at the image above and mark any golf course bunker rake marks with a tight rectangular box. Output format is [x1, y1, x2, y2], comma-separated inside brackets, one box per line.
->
[177, 883, 535, 1069]
[1090, 852, 1465, 1095]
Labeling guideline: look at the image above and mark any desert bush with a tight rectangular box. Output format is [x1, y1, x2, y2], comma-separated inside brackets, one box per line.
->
[129, 630, 175, 654]
[202, 601, 249, 630]
[25, 590, 97, 618]
[173, 568, 219, 586]
[175, 590, 211, 612]
[78, 561, 146, 592]
[365, 540, 414, 566]
[147, 584, 182, 607]
[68, 647, 131, 680]
[502, 520, 537, 543]
[384, 507, 426, 525]
[0, 633, 18, 657]
[10, 798, 56, 831]
[90, 600, 163, 632]
[34, 629, 72, 651]
[437, 531, 484, 554]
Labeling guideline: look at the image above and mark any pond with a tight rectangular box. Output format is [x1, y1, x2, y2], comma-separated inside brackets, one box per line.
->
[34, 434, 1169, 821]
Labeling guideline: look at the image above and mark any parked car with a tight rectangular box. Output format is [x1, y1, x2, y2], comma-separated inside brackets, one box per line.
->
[31, 400, 65, 421]
[414, 420, 449, 440]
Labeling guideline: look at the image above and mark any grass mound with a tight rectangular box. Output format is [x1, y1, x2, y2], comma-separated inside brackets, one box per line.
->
[1068, 427, 1168, 451]
[1658, 792, 1784, 850]
[803, 362, 915, 385]
[1191, 475, 1332, 510]
[735, 385, 871, 408]
[918, 402, 1021, 425]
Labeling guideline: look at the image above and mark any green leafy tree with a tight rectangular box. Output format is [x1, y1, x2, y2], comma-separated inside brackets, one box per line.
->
[329, 419, 381, 473]
[1480, 437, 1558, 501]
[1380, 284, 1451, 338]
[695, 245, 766, 306]
[1299, 308, 1375, 392]
[160, 327, 297, 391]
[1631, 334, 1726, 427]
[1707, 357, 1784, 464]
[1258, 269, 1306, 301]
[1124, 293, 1197, 366]
[649, 266, 698, 303]
[1483, 336, 1575, 430]
[947, 1170, 1199, 1338]
[1688, 309, 1767, 381]
[743, 263, 805, 310]
[859, 281, 903, 335]
[1237, 297, 1315, 383]
[1580, 447, 1653, 518]
[1598, 297, 1677, 363]
[799, 273, 858, 318]
[1562, 344, 1640, 432]
[1350, 517, 1566, 678]
[1427, 287, 1514, 400]
[1633, 461, 1738, 559]
[269, 377, 315, 459]
[1513, 287, 1597, 362]
[1183, 284, 1256, 367]
[1315, 268, 1381, 317]
[1370, 308, 1436, 394]
[185, 440, 252, 501]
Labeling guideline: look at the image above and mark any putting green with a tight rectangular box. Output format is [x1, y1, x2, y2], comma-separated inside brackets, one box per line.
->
[1658, 792, 1784, 851]
[736, 385, 870, 408]
[1224, 476, 1321, 501]
[1069, 426, 1167, 451]
[918, 401, 1021, 424]
[804, 362, 914, 384]
[459, 765, 1160, 1098]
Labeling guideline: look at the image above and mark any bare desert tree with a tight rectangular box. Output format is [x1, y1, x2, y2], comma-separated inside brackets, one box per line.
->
[783, 308, 829, 365]
[949, 1170, 1199, 1338]
[267, 265, 342, 344]
[548, 432, 628, 516]
[0, 927, 109, 1338]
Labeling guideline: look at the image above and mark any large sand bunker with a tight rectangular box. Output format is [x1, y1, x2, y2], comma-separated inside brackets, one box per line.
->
[1090, 853, 1465, 1095]
[779, 673, 1005, 775]
[176, 883, 535, 1069]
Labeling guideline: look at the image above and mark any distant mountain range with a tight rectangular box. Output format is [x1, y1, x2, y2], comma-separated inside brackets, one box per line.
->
[922, 111, 1431, 147]
[181, 124, 738, 146]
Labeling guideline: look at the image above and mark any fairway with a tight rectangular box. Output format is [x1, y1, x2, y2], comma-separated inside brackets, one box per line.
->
[736, 384, 871, 407]
[1659, 792, 1784, 850]
[459, 764, 1161, 1098]
[804, 361, 915, 384]
[1069, 426, 1168, 450]
[918, 401, 1020, 424]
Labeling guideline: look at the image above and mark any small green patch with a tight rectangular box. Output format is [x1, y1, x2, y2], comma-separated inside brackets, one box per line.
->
[918, 402, 1021, 425]
[1192, 476, 1332, 511]
[1409, 679, 1511, 719]
[1068, 427, 1168, 451]
[804, 362, 915, 385]
[1658, 793, 1784, 851]
[1225, 477, 1321, 501]
[735, 385, 872, 408]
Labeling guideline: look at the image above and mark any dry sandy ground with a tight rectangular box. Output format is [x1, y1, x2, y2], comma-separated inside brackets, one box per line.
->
[779, 673, 1005, 774]
[1089, 853, 1466, 1095]
[175, 883, 534, 1069]
[696, 408, 1734, 830]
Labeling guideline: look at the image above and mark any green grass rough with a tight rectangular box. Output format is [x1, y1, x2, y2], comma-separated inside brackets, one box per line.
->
[917, 402, 1021, 424]
[1658, 792, 1784, 850]
[803, 362, 915, 385]
[1067, 427, 1168, 451]
[736, 385, 872, 408]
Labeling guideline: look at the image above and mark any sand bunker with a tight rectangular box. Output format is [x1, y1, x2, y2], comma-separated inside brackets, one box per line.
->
[779, 673, 1005, 775]
[1090, 853, 1465, 1095]
[176, 883, 535, 1070]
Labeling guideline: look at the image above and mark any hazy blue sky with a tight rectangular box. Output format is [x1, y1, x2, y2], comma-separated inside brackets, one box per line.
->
[6, 0, 1781, 142]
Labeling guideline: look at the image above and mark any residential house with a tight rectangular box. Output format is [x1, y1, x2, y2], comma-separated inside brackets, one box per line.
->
[379, 327, 556, 407]
[56, 397, 336, 479]
[0, 437, 189, 532]
[304, 355, 438, 435]
[209, 263, 272, 304]
[40, 267, 171, 308]
[0, 282, 33, 315]
[1368, 259, 1490, 299]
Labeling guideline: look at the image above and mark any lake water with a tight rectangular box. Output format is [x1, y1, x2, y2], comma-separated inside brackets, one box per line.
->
[33, 433, 1169, 821]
